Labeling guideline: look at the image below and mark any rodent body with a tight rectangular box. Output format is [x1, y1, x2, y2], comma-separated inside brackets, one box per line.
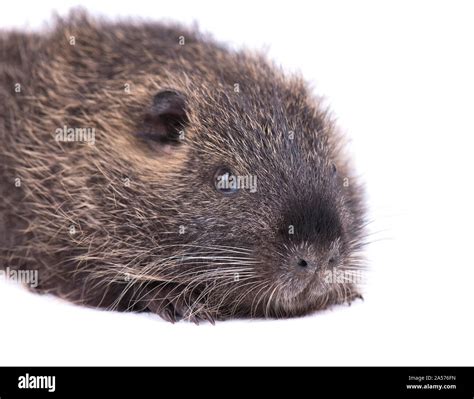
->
[0, 12, 366, 323]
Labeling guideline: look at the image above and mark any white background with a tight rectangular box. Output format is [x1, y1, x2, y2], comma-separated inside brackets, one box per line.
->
[1, 0, 473, 366]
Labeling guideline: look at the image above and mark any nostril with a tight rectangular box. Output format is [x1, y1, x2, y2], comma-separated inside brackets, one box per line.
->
[297, 259, 308, 268]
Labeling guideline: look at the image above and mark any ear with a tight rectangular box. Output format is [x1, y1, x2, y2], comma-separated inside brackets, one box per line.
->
[137, 90, 188, 145]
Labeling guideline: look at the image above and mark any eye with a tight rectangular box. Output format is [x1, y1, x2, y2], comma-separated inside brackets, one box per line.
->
[214, 166, 238, 195]
[331, 163, 337, 175]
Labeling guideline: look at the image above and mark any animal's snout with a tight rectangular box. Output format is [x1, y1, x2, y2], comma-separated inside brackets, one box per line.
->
[291, 246, 339, 273]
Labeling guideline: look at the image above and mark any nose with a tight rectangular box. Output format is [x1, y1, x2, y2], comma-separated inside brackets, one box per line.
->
[293, 252, 338, 271]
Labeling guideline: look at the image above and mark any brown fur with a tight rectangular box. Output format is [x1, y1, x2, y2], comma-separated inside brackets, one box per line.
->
[0, 11, 367, 323]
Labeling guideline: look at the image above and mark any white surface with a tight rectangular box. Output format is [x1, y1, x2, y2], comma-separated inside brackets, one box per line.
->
[1, 0, 473, 366]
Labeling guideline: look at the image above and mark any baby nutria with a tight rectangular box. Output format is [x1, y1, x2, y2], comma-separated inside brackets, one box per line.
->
[0, 11, 367, 323]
